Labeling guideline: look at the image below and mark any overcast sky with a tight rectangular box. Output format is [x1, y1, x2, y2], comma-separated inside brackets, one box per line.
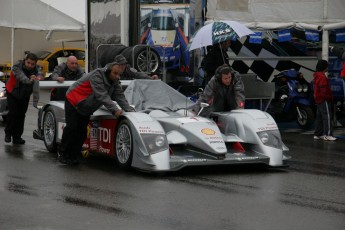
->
[40, 0, 85, 23]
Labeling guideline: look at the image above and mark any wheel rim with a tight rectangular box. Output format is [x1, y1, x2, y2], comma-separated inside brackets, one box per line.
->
[115, 124, 132, 164]
[136, 50, 160, 73]
[43, 112, 55, 146]
[297, 110, 307, 125]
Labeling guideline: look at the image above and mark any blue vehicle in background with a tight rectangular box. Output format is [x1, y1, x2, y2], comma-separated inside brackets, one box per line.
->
[140, 8, 190, 77]
[269, 69, 315, 129]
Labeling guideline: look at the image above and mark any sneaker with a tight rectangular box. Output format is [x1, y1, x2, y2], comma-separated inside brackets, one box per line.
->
[5, 135, 11, 143]
[58, 155, 73, 165]
[313, 135, 324, 140]
[322, 136, 337, 141]
[12, 138, 25, 145]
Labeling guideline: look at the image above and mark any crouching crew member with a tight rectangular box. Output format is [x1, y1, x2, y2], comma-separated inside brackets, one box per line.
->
[193, 64, 245, 117]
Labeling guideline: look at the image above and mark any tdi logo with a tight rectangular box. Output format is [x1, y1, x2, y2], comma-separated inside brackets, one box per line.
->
[98, 127, 111, 143]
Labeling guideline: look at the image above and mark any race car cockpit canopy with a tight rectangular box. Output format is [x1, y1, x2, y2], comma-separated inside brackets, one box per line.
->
[124, 80, 195, 112]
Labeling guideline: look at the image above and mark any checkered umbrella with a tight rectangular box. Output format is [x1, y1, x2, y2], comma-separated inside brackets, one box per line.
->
[188, 21, 254, 51]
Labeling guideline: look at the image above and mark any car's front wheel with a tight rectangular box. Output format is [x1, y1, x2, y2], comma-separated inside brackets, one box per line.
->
[43, 108, 58, 153]
[114, 119, 133, 169]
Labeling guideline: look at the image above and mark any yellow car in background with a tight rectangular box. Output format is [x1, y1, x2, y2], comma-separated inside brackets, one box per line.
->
[0, 63, 11, 82]
[36, 48, 85, 78]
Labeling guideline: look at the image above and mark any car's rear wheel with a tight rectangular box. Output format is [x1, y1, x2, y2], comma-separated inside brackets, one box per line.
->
[43, 108, 58, 153]
[114, 119, 133, 169]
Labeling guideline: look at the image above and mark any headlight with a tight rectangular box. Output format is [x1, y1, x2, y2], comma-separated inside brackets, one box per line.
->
[302, 84, 308, 92]
[258, 132, 269, 144]
[0, 91, 5, 98]
[257, 130, 282, 149]
[296, 84, 302, 93]
[141, 134, 168, 154]
[155, 135, 165, 147]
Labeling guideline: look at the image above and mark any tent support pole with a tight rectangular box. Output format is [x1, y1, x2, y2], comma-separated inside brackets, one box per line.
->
[322, 30, 329, 61]
[11, 27, 15, 67]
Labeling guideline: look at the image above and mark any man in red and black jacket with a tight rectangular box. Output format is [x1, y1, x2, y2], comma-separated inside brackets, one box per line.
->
[5, 53, 43, 144]
[58, 57, 135, 165]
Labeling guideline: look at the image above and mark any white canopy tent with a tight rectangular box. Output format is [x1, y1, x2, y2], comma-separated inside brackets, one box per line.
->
[0, 0, 85, 65]
[206, 0, 345, 60]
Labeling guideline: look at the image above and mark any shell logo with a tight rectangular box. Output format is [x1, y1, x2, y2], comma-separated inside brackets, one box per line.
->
[201, 128, 216, 135]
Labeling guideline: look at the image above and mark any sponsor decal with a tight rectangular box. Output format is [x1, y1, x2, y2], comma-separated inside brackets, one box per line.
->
[138, 126, 164, 134]
[90, 127, 98, 150]
[98, 127, 111, 144]
[210, 140, 224, 144]
[177, 117, 209, 123]
[233, 152, 245, 156]
[213, 28, 232, 36]
[99, 146, 110, 154]
[187, 158, 207, 162]
[237, 156, 259, 160]
[201, 128, 216, 135]
[257, 123, 278, 131]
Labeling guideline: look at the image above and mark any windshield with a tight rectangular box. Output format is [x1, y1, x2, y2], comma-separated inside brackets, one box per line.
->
[36, 51, 51, 60]
[151, 16, 175, 30]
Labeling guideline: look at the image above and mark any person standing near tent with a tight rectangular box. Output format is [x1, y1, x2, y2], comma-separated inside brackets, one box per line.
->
[201, 39, 232, 87]
[49, 55, 84, 100]
[330, 46, 345, 78]
[58, 58, 135, 165]
[193, 64, 245, 117]
[313, 60, 336, 141]
[5, 53, 43, 144]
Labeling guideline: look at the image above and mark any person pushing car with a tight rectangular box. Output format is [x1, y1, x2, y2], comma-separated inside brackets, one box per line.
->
[193, 64, 245, 117]
[5, 52, 43, 144]
[58, 58, 135, 165]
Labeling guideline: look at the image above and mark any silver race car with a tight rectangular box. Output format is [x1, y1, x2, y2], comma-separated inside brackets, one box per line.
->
[0, 79, 8, 121]
[33, 80, 290, 172]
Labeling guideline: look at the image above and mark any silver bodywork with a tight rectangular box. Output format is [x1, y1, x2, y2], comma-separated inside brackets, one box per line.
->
[33, 80, 290, 172]
[0, 81, 8, 117]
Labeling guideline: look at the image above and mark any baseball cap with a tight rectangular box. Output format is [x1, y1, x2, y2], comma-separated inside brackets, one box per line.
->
[114, 55, 127, 65]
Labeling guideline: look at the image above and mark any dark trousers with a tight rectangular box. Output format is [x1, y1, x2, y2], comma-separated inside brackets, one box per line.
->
[314, 101, 333, 136]
[59, 99, 90, 160]
[5, 93, 30, 139]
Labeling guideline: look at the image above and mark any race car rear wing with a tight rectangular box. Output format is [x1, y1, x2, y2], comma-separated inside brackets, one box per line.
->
[33, 80, 132, 108]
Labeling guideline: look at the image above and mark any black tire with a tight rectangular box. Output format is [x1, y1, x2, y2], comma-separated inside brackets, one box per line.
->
[114, 119, 133, 169]
[43, 108, 58, 153]
[100, 45, 127, 67]
[296, 106, 315, 129]
[121, 46, 161, 73]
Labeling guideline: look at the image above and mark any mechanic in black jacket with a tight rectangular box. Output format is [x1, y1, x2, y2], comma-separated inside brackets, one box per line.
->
[5, 53, 43, 144]
[50, 55, 84, 100]
[193, 64, 245, 117]
[201, 39, 231, 87]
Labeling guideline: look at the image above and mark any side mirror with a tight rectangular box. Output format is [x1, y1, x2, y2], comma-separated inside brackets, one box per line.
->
[197, 103, 209, 116]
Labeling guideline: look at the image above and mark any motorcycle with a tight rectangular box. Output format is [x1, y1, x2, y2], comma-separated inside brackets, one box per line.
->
[269, 69, 315, 129]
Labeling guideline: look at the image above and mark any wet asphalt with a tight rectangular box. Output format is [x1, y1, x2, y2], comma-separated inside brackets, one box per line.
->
[0, 90, 344, 230]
